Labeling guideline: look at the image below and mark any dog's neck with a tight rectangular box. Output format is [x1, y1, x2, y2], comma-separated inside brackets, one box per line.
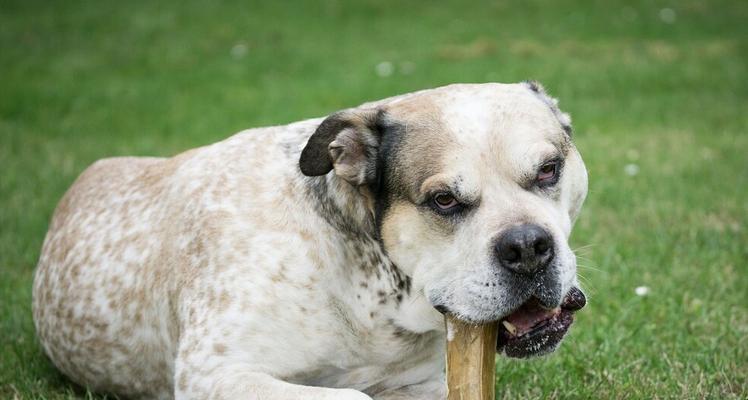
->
[303, 172, 445, 334]
[304, 173, 379, 240]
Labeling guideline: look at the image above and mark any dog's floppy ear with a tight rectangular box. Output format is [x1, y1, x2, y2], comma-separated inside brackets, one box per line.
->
[299, 107, 383, 186]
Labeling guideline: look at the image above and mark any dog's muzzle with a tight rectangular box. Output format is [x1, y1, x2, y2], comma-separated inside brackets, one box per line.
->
[497, 287, 586, 358]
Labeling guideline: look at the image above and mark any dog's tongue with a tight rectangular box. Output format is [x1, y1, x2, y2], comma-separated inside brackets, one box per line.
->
[503, 300, 560, 337]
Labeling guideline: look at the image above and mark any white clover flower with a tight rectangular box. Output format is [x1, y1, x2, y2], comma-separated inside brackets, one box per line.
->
[231, 42, 248, 59]
[624, 163, 640, 176]
[635, 286, 650, 296]
[659, 8, 676, 24]
[375, 61, 394, 77]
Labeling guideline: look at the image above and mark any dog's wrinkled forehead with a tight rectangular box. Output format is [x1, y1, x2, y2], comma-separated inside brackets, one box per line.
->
[382, 82, 572, 198]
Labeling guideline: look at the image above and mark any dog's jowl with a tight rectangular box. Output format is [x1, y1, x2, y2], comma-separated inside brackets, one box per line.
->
[33, 82, 588, 400]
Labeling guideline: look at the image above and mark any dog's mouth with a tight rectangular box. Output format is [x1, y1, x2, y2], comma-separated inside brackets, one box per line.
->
[497, 287, 586, 358]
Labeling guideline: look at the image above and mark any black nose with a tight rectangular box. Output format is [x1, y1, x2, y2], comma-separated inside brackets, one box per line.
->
[495, 224, 554, 275]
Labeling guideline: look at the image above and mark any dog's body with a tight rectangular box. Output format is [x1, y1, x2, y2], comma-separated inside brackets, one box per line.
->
[33, 83, 588, 399]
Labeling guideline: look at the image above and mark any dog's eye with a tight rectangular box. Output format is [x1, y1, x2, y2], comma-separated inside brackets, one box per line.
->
[433, 193, 459, 211]
[537, 160, 560, 186]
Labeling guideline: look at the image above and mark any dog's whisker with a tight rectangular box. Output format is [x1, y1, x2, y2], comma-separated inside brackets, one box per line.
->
[572, 243, 596, 251]
[576, 264, 605, 274]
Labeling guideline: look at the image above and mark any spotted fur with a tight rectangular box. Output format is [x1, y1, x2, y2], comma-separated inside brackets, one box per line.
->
[33, 82, 588, 399]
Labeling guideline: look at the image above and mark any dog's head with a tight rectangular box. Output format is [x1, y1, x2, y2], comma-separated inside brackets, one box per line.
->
[300, 82, 588, 357]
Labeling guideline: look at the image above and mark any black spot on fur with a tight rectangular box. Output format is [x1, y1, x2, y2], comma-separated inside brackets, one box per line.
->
[434, 305, 449, 315]
[391, 267, 411, 296]
[280, 141, 298, 158]
[371, 117, 407, 241]
[525, 80, 542, 93]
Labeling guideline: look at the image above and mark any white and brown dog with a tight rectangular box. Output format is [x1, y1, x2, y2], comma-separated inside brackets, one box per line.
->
[33, 82, 588, 399]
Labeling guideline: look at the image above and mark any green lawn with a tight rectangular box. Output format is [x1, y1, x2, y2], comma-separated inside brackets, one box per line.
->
[1, 0, 747, 398]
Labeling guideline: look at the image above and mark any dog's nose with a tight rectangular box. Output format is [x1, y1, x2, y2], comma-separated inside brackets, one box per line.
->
[495, 224, 554, 276]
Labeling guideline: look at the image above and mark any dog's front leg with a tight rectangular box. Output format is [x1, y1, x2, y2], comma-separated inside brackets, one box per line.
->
[175, 364, 373, 400]
[372, 380, 446, 400]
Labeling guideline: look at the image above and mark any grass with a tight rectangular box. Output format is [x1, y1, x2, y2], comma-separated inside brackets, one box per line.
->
[1, 0, 747, 398]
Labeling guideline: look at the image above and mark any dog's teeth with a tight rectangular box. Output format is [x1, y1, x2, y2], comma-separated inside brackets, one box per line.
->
[502, 321, 517, 335]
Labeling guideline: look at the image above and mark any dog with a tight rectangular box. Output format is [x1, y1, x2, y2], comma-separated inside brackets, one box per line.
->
[32, 81, 588, 399]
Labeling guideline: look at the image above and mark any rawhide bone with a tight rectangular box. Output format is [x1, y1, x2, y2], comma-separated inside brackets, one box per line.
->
[445, 315, 499, 400]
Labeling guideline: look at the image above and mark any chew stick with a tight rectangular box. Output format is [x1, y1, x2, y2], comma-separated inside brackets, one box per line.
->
[445, 315, 499, 400]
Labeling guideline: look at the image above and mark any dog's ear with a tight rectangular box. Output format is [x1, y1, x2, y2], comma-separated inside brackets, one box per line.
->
[299, 108, 384, 186]
[523, 80, 572, 136]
